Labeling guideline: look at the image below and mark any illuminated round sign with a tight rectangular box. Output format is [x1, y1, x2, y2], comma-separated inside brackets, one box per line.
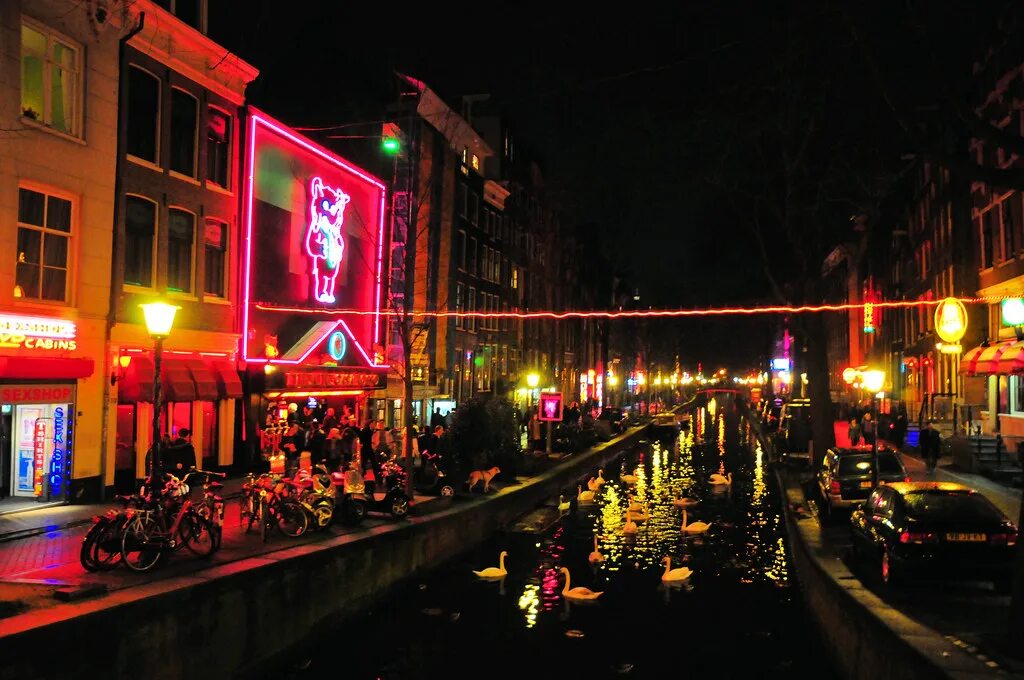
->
[327, 331, 347, 361]
[842, 367, 858, 384]
[934, 297, 967, 344]
[1002, 298, 1024, 326]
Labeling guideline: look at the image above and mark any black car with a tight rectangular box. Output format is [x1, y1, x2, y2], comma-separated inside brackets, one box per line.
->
[849, 482, 1017, 590]
[598, 407, 626, 434]
[817, 446, 909, 520]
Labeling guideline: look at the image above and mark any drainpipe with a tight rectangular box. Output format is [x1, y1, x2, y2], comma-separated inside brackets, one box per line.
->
[99, 12, 145, 502]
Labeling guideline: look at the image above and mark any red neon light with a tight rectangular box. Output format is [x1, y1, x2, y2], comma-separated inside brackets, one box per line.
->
[242, 111, 258, 361]
[264, 390, 364, 398]
[245, 318, 379, 368]
[255, 295, 1018, 320]
[306, 177, 350, 304]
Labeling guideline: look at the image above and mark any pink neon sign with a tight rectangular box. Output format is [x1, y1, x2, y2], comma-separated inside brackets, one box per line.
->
[306, 177, 350, 304]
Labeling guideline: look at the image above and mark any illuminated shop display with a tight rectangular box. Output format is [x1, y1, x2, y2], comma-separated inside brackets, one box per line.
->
[0, 313, 77, 351]
[539, 392, 563, 421]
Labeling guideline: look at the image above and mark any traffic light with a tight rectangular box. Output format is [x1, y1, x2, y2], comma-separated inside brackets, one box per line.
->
[381, 122, 402, 155]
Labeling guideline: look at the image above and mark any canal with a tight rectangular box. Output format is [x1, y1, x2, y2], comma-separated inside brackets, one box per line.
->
[271, 398, 828, 679]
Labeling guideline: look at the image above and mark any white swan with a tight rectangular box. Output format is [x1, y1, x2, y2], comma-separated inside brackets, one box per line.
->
[620, 470, 638, 485]
[472, 551, 508, 578]
[587, 476, 601, 492]
[594, 469, 606, 487]
[623, 510, 638, 535]
[625, 503, 650, 522]
[588, 535, 605, 563]
[681, 509, 712, 535]
[626, 495, 644, 513]
[578, 484, 595, 504]
[661, 556, 693, 583]
[557, 495, 570, 512]
[673, 496, 699, 508]
[561, 567, 603, 601]
[709, 472, 733, 489]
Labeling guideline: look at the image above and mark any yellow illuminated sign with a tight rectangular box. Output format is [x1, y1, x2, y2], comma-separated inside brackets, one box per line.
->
[934, 297, 967, 344]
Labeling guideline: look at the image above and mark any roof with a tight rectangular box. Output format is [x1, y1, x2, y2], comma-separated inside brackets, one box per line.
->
[884, 481, 975, 494]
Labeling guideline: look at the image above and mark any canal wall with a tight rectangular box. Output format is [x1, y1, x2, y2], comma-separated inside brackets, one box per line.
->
[776, 470, 995, 680]
[0, 428, 650, 680]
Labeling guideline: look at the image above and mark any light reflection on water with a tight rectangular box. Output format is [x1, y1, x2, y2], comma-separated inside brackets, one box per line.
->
[280, 397, 822, 679]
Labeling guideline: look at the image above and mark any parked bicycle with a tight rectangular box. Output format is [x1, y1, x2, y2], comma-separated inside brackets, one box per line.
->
[239, 472, 309, 542]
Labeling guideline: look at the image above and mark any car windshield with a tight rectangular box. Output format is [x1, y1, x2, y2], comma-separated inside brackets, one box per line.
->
[838, 453, 902, 476]
[902, 491, 1005, 523]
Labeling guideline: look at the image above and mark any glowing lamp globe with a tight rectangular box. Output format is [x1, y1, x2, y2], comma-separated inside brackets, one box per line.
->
[862, 370, 885, 393]
[842, 367, 857, 385]
[1002, 298, 1024, 327]
[934, 297, 967, 344]
[140, 302, 180, 338]
[527, 373, 540, 389]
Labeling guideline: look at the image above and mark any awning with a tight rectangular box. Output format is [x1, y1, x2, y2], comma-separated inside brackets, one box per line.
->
[212, 360, 243, 398]
[162, 358, 197, 402]
[187, 359, 219, 401]
[960, 345, 984, 376]
[0, 357, 94, 380]
[959, 339, 1024, 376]
[118, 356, 154, 403]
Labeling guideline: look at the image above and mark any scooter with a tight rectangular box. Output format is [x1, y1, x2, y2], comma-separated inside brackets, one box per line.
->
[362, 454, 411, 519]
[411, 452, 456, 498]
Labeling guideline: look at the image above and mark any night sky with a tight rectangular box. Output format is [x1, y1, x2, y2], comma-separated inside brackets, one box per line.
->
[210, 2, 1012, 371]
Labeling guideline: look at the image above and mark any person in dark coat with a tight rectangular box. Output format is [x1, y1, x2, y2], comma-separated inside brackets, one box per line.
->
[919, 420, 942, 473]
[306, 421, 326, 467]
[166, 428, 197, 475]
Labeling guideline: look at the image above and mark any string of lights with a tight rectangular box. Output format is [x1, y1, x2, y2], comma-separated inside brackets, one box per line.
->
[255, 294, 1023, 319]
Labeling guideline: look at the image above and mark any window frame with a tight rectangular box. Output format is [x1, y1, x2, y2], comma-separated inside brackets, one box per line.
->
[125, 65, 162, 167]
[202, 216, 229, 300]
[167, 206, 197, 295]
[14, 182, 76, 305]
[20, 18, 83, 139]
[205, 104, 232, 191]
[169, 87, 200, 179]
[123, 194, 159, 291]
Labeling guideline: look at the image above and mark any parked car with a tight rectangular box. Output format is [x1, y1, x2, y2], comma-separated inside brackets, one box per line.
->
[762, 398, 785, 433]
[817, 446, 909, 521]
[598, 407, 626, 434]
[777, 398, 812, 461]
[849, 482, 1017, 590]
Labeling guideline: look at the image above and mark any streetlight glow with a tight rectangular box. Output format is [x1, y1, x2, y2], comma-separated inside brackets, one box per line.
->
[140, 302, 180, 338]
[527, 372, 540, 388]
[862, 370, 885, 392]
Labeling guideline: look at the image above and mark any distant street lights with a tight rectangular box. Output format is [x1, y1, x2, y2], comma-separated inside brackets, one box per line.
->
[862, 369, 886, 488]
[140, 302, 179, 481]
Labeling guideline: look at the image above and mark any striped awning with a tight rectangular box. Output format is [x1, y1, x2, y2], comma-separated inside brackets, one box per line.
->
[959, 339, 1024, 376]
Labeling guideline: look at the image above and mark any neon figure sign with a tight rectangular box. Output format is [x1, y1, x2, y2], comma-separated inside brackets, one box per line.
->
[306, 177, 350, 304]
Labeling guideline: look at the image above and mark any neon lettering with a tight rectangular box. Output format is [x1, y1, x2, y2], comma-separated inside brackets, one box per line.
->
[306, 177, 350, 304]
[50, 407, 65, 497]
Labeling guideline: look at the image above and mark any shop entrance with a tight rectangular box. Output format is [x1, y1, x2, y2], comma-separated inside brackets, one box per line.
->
[0, 396, 73, 502]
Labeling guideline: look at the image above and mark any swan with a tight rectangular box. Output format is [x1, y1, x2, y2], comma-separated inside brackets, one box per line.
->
[623, 510, 638, 535]
[587, 476, 601, 492]
[594, 469, 606, 487]
[627, 505, 650, 522]
[472, 551, 508, 578]
[588, 535, 605, 563]
[557, 495, 570, 512]
[560, 567, 603, 601]
[578, 484, 595, 504]
[661, 556, 693, 583]
[673, 496, 699, 508]
[626, 495, 644, 513]
[709, 472, 733, 489]
[681, 509, 712, 535]
[620, 471, 638, 485]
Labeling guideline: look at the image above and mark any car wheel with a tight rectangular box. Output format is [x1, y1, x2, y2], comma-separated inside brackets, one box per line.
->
[881, 548, 901, 586]
[440, 484, 455, 497]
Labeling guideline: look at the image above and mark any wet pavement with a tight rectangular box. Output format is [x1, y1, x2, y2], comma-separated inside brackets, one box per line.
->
[270, 400, 829, 679]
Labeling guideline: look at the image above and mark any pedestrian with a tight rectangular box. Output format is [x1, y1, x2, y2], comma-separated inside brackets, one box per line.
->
[861, 413, 876, 445]
[431, 407, 445, 430]
[325, 426, 343, 471]
[919, 420, 941, 473]
[848, 418, 861, 446]
[166, 428, 197, 474]
[306, 420, 326, 468]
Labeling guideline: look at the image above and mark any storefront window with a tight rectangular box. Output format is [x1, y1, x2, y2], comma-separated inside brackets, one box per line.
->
[998, 375, 1010, 415]
[160, 402, 192, 440]
[115, 405, 136, 492]
[200, 401, 217, 466]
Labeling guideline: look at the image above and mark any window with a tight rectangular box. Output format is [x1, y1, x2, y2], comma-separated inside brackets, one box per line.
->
[980, 212, 994, 269]
[170, 89, 199, 176]
[457, 183, 467, 218]
[15, 187, 71, 302]
[468, 287, 476, 332]
[200, 401, 218, 466]
[469, 192, 479, 226]
[204, 218, 227, 297]
[206, 107, 231, 188]
[1001, 199, 1015, 259]
[127, 67, 160, 162]
[21, 21, 81, 137]
[456, 230, 466, 270]
[125, 196, 156, 287]
[469, 237, 477, 277]
[455, 282, 464, 329]
[168, 209, 195, 293]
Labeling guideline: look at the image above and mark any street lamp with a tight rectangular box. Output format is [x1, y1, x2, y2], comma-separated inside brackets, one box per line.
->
[862, 370, 885, 488]
[140, 302, 179, 481]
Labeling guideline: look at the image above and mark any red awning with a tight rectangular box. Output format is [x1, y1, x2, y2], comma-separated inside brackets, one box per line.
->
[213, 360, 243, 398]
[960, 345, 984, 376]
[0, 357, 94, 380]
[187, 359, 219, 400]
[959, 339, 1024, 376]
[162, 358, 197, 402]
[118, 356, 154, 403]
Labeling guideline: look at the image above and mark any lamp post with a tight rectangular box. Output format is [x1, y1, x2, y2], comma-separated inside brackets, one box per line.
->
[140, 302, 179, 481]
[863, 369, 885, 488]
[526, 372, 539, 413]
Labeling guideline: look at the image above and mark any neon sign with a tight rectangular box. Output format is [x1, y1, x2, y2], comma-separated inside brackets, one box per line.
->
[863, 302, 874, 333]
[934, 297, 967, 343]
[50, 407, 66, 497]
[0, 313, 77, 351]
[33, 420, 48, 497]
[538, 392, 563, 422]
[306, 177, 350, 304]
[327, 331, 347, 361]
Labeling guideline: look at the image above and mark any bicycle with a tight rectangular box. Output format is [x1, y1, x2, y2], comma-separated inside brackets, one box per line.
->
[240, 472, 308, 541]
[80, 493, 143, 572]
[187, 467, 227, 545]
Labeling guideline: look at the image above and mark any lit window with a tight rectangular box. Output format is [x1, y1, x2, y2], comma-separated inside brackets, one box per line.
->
[16, 187, 72, 302]
[127, 67, 160, 162]
[471, 154, 479, 171]
[21, 21, 81, 137]
[170, 89, 199, 177]
[206, 107, 231, 188]
[125, 196, 157, 288]
[168, 208, 195, 293]
[204, 218, 227, 297]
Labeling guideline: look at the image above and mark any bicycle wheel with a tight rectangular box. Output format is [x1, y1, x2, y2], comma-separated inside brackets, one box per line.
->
[276, 498, 309, 537]
[179, 512, 217, 557]
[120, 514, 165, 573]
[259, 495, 270, 543]
[80, 518, 106, 571]
[91, 514, 126, 570]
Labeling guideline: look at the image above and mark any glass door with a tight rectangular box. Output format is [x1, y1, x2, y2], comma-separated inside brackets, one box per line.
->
[12, 404, 47, 498]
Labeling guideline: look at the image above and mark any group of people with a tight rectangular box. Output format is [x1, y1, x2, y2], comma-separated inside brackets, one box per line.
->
[846, 401, 910, 449]
[848, 408, 944, 474]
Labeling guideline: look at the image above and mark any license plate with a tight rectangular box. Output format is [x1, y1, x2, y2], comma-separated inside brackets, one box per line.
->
[859, 481, 873, 489]
[945, 533, 986, 542]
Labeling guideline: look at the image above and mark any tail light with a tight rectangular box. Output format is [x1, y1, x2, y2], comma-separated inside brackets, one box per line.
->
[899, 531, 937, 544]
[991, 532, 1018, 546]
[829, 480, 841, 495]
[904, 476, 911, 483]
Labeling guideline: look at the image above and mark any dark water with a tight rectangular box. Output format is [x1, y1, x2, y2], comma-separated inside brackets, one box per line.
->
[269, 401, 829, 679]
